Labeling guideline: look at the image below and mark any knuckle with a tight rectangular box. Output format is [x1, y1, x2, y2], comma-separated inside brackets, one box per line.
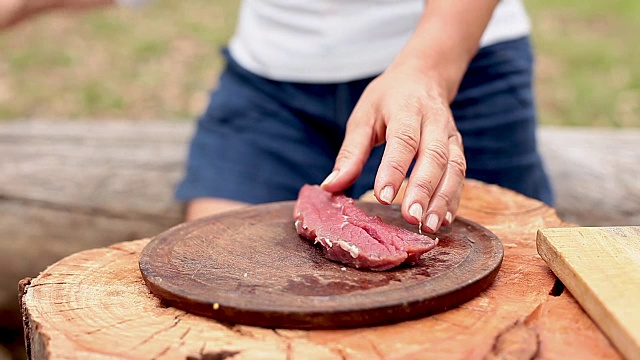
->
[434, 191, 454, 207]
[449, 155, 467, 177]
[412, 180, 437, 199]
[423, 142, 449, 169]
[386, 158, 408, 178]
[392, 126, 420, 154]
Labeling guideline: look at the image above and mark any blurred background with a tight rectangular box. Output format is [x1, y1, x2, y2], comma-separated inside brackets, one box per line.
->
[0, 0, 638, 359]
[1, 0, 638, 126]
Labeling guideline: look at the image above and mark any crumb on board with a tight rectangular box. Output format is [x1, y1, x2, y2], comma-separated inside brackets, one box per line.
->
[213, 303, 220, 310]
[341, 267, 346, 271]
[243, 273, 248, 277]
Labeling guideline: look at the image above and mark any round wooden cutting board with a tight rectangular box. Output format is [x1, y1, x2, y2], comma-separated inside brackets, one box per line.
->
[139, 201, 503, 329]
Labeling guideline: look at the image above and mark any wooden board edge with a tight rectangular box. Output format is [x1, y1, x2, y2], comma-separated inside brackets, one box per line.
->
[138, 203, 504, 329]
[19, 278, 33, 360]
[536, 228, 640, 360]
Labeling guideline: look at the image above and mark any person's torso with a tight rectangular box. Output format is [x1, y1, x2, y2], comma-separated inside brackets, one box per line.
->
[229, 0, 530, 83]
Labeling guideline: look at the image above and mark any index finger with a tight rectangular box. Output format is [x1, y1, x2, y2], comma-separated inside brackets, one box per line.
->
[321, 104, 377, 193]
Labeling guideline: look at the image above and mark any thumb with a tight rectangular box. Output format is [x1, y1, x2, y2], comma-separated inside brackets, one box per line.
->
[321, 110, 376, 193]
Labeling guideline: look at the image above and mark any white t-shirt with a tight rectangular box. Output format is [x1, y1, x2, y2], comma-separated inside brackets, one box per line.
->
[229, 0, 531, 83]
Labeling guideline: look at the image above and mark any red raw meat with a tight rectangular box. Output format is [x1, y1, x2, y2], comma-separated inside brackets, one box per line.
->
[293, 184, 438, 271]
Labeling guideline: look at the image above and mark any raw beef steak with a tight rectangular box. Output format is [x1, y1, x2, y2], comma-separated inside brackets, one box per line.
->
[293, 184, 438, 271]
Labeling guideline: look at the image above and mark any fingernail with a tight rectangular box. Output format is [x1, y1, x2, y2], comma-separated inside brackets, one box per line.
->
[380, 185, 394, 204]
[321, 170, 339, 186]
[409, 203, 423, 223]
[426, 213, 440, 232]
[445, 211, 453, 225]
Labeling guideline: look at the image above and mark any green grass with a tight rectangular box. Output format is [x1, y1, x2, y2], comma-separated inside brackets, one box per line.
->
[0, 0, 239, 119]
[526, 0, 640, 127]
[0, 0, 638, 127]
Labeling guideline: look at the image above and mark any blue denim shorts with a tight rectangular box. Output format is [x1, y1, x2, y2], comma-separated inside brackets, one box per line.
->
[175, 37, 554, 205]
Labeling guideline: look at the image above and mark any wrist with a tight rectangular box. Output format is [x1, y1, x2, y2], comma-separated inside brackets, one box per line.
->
[389, 0, 499, 103]
[387, 49, 468, 104]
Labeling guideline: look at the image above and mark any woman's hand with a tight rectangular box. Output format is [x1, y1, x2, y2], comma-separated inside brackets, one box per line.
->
[322, 62, 465, 233]
[321, 0, 498, 233]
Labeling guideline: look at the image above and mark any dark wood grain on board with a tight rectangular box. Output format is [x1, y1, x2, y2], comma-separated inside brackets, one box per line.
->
[139, 201, 503, 329]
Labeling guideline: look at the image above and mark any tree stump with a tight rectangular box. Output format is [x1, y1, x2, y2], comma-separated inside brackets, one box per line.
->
[4, 120, 640, 337]
[20, 180, 621, 359]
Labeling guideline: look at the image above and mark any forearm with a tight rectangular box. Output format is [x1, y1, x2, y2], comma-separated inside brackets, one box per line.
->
[389, 0, 499, 102]
[2, 0, 137, 32]
[22, 0, 115, 16]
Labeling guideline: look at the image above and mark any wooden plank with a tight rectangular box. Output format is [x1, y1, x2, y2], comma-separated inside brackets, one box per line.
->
[0, 119, 190, 215]
[537, 127, 640, 227]
[537, 226, 640, 360]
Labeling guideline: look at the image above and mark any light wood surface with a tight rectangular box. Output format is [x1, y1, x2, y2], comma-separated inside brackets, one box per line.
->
[537, 226, 640, 360]
[20, 180, 622, 359]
